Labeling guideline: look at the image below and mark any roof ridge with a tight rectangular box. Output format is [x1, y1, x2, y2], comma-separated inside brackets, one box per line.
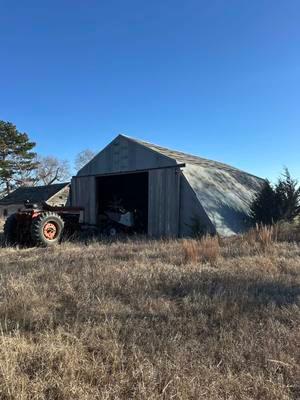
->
[120, 134, 263, 180]
[119, 134, 212, 161]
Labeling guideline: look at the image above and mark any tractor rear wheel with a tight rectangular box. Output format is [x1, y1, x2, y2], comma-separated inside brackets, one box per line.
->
[31, 212, 64, 246]
[3, 214, 18, 245]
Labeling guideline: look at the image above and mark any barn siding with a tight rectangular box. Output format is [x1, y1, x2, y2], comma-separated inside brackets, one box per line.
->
[71, 176, 96, 224]
[78, 135, 175, 176]
[148, 168, 180, 237]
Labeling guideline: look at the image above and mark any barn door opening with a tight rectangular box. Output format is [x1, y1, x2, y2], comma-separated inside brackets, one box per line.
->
[96, 172, 149, 234]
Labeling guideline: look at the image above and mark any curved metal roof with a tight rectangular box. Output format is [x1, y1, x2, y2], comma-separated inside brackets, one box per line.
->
[122, 135, 264, 235]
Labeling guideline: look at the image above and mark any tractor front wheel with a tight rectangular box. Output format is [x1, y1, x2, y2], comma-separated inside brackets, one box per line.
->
[31, 212, 64, 246]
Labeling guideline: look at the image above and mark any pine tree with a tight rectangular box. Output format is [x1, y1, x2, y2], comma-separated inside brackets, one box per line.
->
[250, 180, 278, 225]
[250, 169, 300, 225]
[275, 168, 300, 221]
[0, 120, 37, 196]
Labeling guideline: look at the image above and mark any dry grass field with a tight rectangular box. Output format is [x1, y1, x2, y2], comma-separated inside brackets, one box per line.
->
[0, 227, 299, 399]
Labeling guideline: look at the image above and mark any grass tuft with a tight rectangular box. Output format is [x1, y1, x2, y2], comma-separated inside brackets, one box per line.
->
[182, 235, 220, 264]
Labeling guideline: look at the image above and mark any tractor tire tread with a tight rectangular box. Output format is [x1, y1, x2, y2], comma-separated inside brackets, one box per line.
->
[31, 212, 64, 246]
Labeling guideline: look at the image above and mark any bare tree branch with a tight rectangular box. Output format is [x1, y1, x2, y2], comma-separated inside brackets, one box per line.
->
[34, 156, 70, 185]
[75, 149, 95, 171]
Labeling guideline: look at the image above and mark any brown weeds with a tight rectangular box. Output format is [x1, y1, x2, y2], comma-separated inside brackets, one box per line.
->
[0, 237, 299, 399]
[182, 235, 220, 264]
[241, 224, 278, 253]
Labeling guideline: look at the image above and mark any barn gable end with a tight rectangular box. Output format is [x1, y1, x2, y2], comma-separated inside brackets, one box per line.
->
[77, 135, 177, 176]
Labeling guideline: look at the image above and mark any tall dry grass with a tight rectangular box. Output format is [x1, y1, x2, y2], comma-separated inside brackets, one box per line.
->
[182, 235, 220, 264]
[0, 233, 299, 399]
[243, 224, 278, 250]
[0, 218, 4, 232]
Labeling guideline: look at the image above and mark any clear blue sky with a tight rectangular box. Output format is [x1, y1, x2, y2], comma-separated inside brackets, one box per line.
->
[1, 0, 299, 180]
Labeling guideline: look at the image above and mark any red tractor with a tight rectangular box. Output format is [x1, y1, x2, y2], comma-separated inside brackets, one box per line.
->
[3, 201, 83, 246]
[3, 197, 144, 246]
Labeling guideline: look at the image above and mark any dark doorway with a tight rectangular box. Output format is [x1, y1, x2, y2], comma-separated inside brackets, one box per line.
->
[96, 172, 149, 234]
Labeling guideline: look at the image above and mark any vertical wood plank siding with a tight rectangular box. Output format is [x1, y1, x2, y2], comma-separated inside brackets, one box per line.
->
[71, 176, 96, 224]
[78, 136, 174, 177]
[72, 135, 181, 235]
[148, 168, 180, 237]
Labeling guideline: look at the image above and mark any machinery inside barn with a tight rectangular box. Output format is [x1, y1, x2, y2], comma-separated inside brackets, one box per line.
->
[96, 172, 149, 235]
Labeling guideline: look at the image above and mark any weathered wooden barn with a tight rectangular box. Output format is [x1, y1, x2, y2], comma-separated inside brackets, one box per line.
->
[71, 135, 264, 237]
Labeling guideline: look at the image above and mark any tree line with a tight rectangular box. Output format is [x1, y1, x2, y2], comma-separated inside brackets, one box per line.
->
[0, 120, 95, 198]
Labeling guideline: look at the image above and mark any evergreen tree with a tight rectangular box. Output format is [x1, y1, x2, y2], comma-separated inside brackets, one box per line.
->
[0, 120, 37, 196]
[250, 180, 278, 225]
[250, 168, 300, 225]
[275, 168, 300, 221]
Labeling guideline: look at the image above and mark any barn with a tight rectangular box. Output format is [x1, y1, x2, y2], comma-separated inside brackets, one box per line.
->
[71, 135, 264, 237]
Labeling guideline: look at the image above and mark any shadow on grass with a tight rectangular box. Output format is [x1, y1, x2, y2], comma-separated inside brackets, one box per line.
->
[71, 272, 300, 330]
[162, 271, 300, 309]
[51, 273, 300, 338]
[95, 272, 300, 325]
[1, 269, 299, 336]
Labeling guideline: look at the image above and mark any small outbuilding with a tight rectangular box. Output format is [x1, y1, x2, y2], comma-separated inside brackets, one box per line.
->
[0, 183, 70, 218]
[71, 135, 264, 237]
